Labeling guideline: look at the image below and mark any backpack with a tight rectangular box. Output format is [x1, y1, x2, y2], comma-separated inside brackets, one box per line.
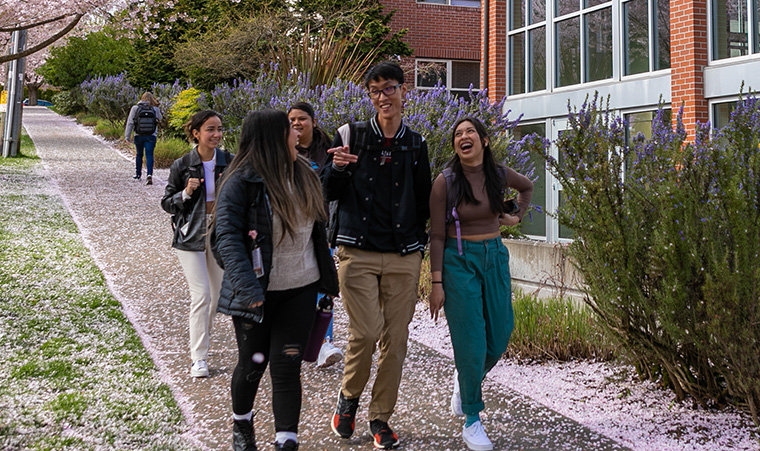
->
[326, 121, 423, 247]
[134, 104, 157, 135]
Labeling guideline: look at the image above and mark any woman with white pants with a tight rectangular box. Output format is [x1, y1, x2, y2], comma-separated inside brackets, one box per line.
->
[161, 110, 233, 377]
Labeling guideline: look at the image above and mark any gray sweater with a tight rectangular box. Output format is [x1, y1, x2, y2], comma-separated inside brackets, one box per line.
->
[124, 101, 162, 140]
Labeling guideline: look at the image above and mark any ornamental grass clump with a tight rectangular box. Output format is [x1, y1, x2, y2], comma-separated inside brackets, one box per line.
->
[536, 93, 760, 425]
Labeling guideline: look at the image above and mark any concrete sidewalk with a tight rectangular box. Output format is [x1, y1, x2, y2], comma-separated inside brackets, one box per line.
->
[22, 106, 629, 451]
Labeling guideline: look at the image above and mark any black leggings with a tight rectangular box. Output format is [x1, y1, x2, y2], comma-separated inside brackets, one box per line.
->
[231, 282, 317, 433]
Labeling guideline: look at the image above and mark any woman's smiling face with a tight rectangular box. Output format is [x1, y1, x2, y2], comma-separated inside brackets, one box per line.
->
[192, 115, 223, 152]
[453, 120, 488, 167]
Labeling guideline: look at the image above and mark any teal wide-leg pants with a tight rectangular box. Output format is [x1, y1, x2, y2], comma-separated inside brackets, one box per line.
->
[442, 237, 514, 415]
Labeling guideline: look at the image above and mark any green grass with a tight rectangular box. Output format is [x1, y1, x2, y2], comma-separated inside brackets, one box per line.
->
[75, 113, 99, 127]
[0, 129, 198, 450]
[154, 137, 190, 169]
[93, 119, 122, 140]
[507, 290, 616, 362]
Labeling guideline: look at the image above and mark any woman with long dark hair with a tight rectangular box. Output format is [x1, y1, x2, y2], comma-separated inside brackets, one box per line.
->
[213, 109, 338, 451]
[161, 110, 230, 378]
[428, 117, 533, 451]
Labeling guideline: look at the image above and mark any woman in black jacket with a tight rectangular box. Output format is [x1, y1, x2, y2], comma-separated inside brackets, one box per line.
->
[213, 109, 338, 451]
[160, 110, 231, 379]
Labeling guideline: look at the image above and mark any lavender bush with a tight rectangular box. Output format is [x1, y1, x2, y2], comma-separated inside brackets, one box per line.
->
[536, 93, 760, 425]
[151, 80, 185, 136]
[79, 73, 140, 128]
[207, 68, 534, 179]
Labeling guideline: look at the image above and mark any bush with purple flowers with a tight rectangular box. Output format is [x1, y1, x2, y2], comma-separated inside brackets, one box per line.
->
[536, 93, 760, 425]
[80, 73, 140, 128]
[204, 68, 534, 180]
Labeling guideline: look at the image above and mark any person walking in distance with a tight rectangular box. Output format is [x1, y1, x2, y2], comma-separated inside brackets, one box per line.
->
[161, 110, 231, 378]
[428, 117, 533, 451]
[213, 109, 338, 451]
[287, 101, 343, 369]
[125, 92, 161, 185]
[322, 61, 431, 450]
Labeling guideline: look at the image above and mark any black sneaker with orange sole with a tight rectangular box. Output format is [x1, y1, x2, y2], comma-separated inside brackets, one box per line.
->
[369, 419, 399, 449]
[331, 392, 359, 438]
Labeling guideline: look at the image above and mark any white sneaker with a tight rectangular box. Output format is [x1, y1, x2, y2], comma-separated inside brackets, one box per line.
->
[462, 421, 493, 451]
[191, 360, 209, 378]
[451, 369, 464, 416]
[316, 341, 343, 368]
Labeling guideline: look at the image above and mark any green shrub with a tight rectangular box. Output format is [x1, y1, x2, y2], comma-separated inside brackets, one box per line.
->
[154, 137, 190, 169]
[507, 291, 615, 362]
[93, 120, 122, 140]
[167, 88, 202, 138]
[79, 73, 139, 128]
[75, 114, 99, 127]
[533, 93, 760, 425]
[51, 91, 80, 116]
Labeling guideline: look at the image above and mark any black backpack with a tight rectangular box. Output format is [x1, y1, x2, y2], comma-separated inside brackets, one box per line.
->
[134, 104, 157, 135]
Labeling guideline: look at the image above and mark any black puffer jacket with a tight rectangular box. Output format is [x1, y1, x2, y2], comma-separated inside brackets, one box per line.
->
[214, 167, 338, 322]
[161, 147, 232, 251]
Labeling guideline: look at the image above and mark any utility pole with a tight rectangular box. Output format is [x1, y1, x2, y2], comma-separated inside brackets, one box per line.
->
[3, 30, 27, 158]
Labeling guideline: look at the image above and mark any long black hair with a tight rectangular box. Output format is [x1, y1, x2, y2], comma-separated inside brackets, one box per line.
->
[447, 116, 507, 215]
[222, 109, 326, 242]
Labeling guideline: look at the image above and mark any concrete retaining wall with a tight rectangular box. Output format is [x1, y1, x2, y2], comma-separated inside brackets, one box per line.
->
[503, 238, 586, 300]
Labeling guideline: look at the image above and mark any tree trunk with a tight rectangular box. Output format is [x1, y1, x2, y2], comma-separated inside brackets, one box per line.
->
[27, 85, 39, 106]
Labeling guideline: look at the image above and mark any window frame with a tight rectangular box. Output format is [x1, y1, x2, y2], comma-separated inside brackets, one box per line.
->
[415, 58, 481, 97]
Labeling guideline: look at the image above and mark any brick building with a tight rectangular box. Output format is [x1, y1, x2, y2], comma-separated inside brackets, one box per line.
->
[384, 0, 482, 97]
[480, 0, 760, 243]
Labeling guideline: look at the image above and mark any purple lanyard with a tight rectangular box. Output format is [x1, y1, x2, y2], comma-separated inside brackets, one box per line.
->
[451, 207, 463, 255]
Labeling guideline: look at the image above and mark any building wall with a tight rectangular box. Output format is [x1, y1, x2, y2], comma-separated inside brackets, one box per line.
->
[383, 0, 481, 84]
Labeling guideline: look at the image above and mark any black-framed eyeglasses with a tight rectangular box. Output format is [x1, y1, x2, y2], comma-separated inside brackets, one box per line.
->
[367, 84, 402, 99]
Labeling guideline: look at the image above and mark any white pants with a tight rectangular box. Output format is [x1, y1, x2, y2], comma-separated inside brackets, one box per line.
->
[175, 248, 224, 362]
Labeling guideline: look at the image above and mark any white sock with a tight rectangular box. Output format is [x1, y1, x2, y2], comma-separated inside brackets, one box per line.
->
[275, 431, 297, 444]
[233, 411, 253, 422]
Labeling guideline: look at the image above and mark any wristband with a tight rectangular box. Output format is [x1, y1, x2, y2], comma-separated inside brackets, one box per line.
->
[431, 281, 442, 284]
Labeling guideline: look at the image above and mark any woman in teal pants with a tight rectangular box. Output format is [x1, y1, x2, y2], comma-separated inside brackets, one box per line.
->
[428, 116, 533, 451]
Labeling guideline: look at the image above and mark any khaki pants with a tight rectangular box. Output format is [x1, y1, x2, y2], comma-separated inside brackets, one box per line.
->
[337, 246, 422, 422]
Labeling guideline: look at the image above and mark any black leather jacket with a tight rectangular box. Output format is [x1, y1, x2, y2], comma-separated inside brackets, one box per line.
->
[161, 147, 232, 251]
[322, 117, 431, 255]
[214, 167, 338, 322]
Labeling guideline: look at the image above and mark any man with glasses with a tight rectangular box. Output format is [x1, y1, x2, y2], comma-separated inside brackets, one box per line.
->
[322, 61, 431, 450]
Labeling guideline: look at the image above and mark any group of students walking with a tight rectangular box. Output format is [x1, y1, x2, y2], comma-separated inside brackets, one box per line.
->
[148, 61, 532, 451]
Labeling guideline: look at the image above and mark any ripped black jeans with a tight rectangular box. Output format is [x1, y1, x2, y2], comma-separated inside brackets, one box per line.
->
[231, 282, 318, 433]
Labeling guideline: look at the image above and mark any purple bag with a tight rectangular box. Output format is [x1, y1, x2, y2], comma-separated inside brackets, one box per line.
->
[303, 295, 333, 362]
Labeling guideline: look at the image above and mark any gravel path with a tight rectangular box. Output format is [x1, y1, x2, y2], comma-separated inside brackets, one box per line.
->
[22, 106, 630, 451]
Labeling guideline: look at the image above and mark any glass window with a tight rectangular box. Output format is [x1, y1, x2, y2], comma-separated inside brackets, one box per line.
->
[511, 0, 525, 29]
[625, 110, 672, 143]
[531, 0, 546, 23]
[585, 0, 610, 7]
[624, 0, 649, 75]
[584, 7, 613, 82]
[530, 27, 547, 91]
[655, 0, 671, 69]
[418, 0, 480, 5]
[755, 0, 760, 53]
[417, 61, 447, 88]
[712, 0, 750, 59]
[511, 34, 526, 94]
[713, 102, 737, 130]
[450, 0, 481, 6]
[452, 61, 480, 89]
[556, 17, 581, 87]
[556, 0, 579, 17]
[513, 123, 547, 237]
